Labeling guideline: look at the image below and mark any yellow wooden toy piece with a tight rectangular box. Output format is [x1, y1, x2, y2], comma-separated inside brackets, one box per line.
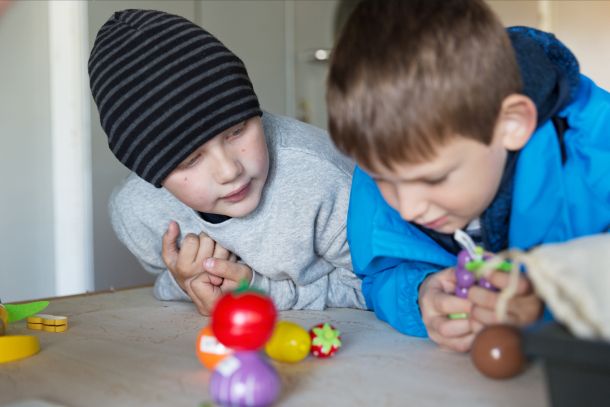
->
[0, 305, 8, 336]
[0, 335, 40, 363]
[27, 314, 68, 333]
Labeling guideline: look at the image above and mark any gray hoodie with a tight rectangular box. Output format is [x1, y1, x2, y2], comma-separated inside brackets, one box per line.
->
[109, 112, 366, 310]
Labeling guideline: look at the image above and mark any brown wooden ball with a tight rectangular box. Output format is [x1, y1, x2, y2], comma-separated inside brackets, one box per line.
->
[471, 324, 526, 379]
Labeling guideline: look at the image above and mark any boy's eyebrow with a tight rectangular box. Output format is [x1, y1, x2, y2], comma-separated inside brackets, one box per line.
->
[220, 120, 246, 136]
[368, 164, 457, 183]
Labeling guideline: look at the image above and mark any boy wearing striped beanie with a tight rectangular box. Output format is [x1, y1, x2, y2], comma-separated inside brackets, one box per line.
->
[89, 9, 365, 314]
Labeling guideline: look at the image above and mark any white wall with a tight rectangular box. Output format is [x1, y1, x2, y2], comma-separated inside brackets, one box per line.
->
[294, 0, 339, 130]
[487, 1, 540, 28]
[551, 1, 610, 90]
[0, 2, 55, 302]
[196, 0, 288, 116]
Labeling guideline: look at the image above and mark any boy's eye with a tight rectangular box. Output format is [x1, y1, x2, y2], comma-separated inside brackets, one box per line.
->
[425, 176, 447, 185]
[227, 123, 245, 140]
[183, 154, 201, 168]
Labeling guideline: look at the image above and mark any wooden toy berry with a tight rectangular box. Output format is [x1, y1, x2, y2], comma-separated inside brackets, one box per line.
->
[309, 323, 341, 358]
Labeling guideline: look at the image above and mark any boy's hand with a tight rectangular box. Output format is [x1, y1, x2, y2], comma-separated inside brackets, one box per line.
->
[185, 259, 253, 315]
[419, 268, 478, 353]
[161, 221, 237, 295]
[468, 270, 543, 327]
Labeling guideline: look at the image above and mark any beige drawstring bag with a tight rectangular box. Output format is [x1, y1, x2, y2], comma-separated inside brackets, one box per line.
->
[481, 233, 610, 341]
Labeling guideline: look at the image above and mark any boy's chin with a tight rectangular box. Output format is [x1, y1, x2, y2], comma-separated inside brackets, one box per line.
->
[222, 198, 261, 218]
[433, 221, 468, 235]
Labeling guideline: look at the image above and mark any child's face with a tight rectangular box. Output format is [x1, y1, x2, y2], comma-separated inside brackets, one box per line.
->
[365, 132, 508, 234]
[162, 117, 269, 217]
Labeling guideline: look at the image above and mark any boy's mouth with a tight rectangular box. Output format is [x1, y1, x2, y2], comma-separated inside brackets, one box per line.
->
[421, 215, 448, 230]
[222, 182, 251, 203]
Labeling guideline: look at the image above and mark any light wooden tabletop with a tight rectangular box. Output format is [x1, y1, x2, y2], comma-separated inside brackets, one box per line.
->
[0, 287, 548, 407]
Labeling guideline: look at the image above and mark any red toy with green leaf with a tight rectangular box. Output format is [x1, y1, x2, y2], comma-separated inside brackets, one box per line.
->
[309, 323, 342, 358]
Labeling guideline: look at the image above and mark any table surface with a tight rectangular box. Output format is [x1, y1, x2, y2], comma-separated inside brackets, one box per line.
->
[0, 287, 548, 407]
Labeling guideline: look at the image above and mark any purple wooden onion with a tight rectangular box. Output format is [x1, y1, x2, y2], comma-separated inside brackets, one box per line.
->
[210, 351, 280, 407]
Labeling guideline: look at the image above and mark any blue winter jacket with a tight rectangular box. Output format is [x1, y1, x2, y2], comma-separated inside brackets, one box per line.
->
[347, 28, 610, 337]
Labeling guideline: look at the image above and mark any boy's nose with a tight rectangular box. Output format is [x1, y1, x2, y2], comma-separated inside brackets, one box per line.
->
[397, 189, 428, 222]
[213, 151, 242, 184]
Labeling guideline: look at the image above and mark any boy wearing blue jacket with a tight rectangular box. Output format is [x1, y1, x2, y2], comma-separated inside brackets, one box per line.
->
[327, 0, 610, 352]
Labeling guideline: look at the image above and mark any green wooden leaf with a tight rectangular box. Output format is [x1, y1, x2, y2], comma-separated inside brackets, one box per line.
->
[5, 301, 50, 323]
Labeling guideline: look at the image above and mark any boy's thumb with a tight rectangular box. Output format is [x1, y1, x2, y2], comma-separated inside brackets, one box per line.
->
[162, 221, 180, 265]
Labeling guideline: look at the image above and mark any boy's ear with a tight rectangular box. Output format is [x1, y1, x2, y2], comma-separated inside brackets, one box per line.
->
[495, 94, 537, 151]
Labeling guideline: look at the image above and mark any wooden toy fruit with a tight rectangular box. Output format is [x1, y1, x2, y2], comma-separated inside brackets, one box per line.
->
[212, 284, 277, 351]
[309, 323, 342, 358]
[471, 324, 526, 379]
[196, 324, 233, 370]
[265, 320, 311, 363]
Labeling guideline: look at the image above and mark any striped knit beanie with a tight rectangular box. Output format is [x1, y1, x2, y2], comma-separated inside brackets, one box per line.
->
[88, 9, 262, 187]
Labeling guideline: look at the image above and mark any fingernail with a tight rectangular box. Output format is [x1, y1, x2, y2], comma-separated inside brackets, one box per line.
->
[205, 258, 214, 269]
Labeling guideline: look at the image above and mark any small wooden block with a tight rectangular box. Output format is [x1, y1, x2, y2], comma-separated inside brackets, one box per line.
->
[27, 314, 68, 333]
[27, 322, 43, 331]
[42, 323, 68, 333]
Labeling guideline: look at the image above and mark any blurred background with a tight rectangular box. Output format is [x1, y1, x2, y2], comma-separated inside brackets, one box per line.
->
[1, 0, 610, 302]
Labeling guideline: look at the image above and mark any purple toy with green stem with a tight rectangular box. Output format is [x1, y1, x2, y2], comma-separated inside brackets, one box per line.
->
[450, 230, 512, 320]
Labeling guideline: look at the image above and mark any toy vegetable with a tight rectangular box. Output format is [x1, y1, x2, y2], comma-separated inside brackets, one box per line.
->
[0, 300, 49, 336]
[209, 351, 280, 407]
[265, 320, 311, 363]
[212, 283, 277, 351]
[196, 324, 233, 370]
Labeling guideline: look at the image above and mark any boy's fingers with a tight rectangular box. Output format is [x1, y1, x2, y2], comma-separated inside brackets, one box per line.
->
[194, 233, 215, 266]
[177, 233, 200, 270]
[212, 243, 231, 261]
[470, 319, 485, 335]
[187, 273, 222, 315]
[506, 294, 543, 325]
[432, 291, 472, 316]
[468, 285, 498, 309]
[437, 333, 476, 353]
[204, 258, 250, 282]
[471, 304, 518, 326]
[438, 268, 458, 294]
[208, 274, 224, 286]
[487, 270, 531, 295]
[429, 316, 472, 338]
[161, 221, 180, 267]
[184, 275, 206, 313]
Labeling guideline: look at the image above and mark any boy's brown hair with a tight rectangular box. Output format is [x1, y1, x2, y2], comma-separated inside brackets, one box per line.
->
[327, 0, 522, 171]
